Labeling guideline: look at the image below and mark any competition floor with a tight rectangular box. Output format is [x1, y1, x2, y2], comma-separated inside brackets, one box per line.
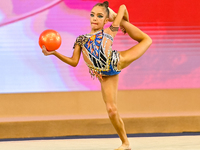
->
[0, 134, 200, 150]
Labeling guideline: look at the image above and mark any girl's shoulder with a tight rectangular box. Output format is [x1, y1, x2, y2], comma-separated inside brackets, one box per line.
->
[73, 35, 88, 49]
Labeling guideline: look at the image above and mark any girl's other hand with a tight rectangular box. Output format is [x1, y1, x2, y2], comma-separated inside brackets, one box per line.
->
[42, 45, 55, 56]
[120, 26, 126, 34]
[108, 7, 117, 22]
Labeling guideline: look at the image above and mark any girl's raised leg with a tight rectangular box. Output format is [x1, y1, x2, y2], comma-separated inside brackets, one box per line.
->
[118, 20, 152, 70]
[100, 75, 131, 150]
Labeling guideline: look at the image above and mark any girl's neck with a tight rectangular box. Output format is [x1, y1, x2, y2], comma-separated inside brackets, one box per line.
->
[90, 28, 103, 34]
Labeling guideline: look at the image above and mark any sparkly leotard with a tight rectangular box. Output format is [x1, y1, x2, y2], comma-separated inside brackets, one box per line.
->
[73, 25, 121, 79]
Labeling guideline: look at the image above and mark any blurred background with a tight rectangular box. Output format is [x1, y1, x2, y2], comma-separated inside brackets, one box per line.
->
[0, 0, 200, 140]
[1, 0, 200, 93]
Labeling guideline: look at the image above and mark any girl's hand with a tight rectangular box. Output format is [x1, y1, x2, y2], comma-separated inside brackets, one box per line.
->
[42, 45, 55, 56]
[120, 26, 126, 34]
[108, 7, 117, 22]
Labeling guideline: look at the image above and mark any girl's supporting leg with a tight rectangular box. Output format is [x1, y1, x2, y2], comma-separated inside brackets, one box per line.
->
[100, 75, 130, 149]
[118, 20, 152, 70]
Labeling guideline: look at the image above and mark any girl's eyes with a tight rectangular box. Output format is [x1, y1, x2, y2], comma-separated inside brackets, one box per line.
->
[90, 14, 103, 18]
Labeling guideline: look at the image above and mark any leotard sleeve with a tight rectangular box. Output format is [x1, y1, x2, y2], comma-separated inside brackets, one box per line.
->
[73, 35, 88, 49]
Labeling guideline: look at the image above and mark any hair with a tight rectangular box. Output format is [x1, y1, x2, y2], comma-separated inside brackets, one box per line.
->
[93, 1, 109, 18]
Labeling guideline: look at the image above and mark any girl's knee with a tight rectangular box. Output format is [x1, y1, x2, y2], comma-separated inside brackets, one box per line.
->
[106, 105, 118, 118]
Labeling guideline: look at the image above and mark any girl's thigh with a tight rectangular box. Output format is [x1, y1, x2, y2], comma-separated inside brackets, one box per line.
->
[100, 75, 119, 105]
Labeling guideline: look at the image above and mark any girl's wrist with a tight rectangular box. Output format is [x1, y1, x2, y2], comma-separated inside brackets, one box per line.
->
[52, 50, 57, 56]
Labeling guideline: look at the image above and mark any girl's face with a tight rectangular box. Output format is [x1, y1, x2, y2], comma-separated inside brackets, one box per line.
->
[90, 6, 109, 31]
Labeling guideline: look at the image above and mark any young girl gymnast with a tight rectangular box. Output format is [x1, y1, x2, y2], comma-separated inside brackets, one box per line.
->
[42, 1, 152, 150]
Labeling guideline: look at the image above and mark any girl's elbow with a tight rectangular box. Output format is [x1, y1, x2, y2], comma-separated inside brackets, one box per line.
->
[71, 63, 78, 67]
[72, 61, 79, 67]
[70, 57, 79, 67]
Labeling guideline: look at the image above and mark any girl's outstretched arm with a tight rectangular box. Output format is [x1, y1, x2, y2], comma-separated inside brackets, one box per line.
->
[42, 45, 81, 67]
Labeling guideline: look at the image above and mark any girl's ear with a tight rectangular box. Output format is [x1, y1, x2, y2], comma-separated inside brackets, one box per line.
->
[104, 17, 109, 24]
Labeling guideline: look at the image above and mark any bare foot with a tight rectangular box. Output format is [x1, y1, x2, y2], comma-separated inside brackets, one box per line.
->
[115, 144, 131, 150]
[108, 7, 117, 22]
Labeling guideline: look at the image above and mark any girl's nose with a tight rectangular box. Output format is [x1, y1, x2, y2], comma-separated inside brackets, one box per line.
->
[93, 16, 97, 21]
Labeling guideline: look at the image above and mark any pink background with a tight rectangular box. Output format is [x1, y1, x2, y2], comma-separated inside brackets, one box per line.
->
[0, 0, 200, 93]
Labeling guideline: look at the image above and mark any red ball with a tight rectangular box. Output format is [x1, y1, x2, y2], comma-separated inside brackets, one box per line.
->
[39, 29, 61, 51]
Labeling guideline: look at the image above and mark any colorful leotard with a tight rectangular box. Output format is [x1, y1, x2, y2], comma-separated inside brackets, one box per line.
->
[73, 25, 121, 79]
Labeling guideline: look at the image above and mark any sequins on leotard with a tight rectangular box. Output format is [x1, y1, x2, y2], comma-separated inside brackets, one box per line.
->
[73, 25, 120, 79]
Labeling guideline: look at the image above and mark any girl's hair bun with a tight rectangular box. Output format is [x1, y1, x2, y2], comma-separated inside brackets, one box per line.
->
[103, 1, 109, 8]
[93, 1, 110, 17]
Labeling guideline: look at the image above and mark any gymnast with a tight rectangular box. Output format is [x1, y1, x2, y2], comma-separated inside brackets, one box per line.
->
[42, 1, 152, 150]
